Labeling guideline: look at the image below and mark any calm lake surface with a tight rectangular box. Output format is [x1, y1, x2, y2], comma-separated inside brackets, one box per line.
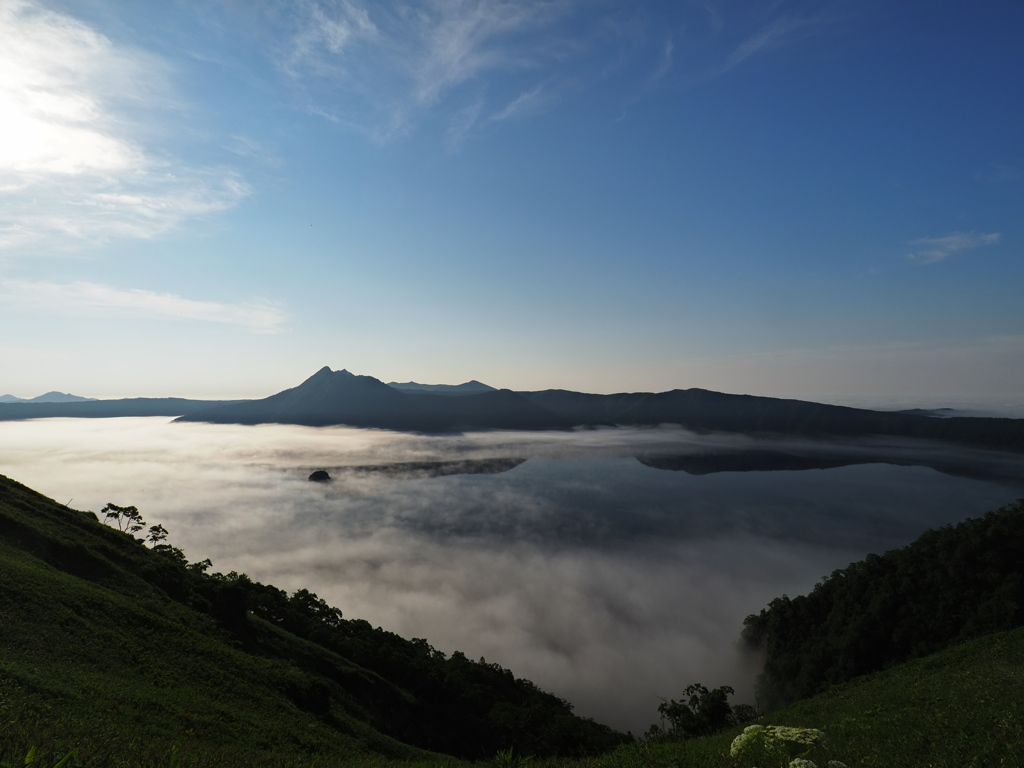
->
[2, 417, 1022, 733]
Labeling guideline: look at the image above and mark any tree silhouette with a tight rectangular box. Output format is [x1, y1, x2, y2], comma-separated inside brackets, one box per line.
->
[146, 523, 169, 545]
[101, 503, 146, 536]
[656, 683, 741, 738]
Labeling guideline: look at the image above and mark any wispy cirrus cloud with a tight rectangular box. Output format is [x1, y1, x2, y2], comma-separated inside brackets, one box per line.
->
[445, 84, 549, 151]
[271, 0, 845, 144]
[0, 280, 287, 332]
[907, 231, 1001, 264]
[0, 0, 247, 253]
[977, 162, 1022, 184]
[490, 84, 549, 123]
[697, 8, 836, 83]
[279, 0, 583, 143]
[648, 39, 674, 84]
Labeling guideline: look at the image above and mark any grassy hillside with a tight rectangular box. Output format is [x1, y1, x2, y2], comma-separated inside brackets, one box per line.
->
[539, 624, 1024, 768]
[0, 473, 621, 767]
[8, 611, 1022, 767]
[0, 475, 439, 767]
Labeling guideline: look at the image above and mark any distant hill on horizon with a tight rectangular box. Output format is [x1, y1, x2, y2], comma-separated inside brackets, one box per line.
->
[0, 391, 97, 404]
[387, 380, 496, 396]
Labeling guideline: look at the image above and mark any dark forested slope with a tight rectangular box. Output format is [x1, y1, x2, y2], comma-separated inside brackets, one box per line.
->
[741, 498, 1024, 712]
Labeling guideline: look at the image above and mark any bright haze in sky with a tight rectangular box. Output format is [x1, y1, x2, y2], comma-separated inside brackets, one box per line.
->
[1, 0, 1022, 402]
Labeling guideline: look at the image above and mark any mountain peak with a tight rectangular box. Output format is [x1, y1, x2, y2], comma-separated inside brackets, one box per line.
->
[309, 366, 356, 380]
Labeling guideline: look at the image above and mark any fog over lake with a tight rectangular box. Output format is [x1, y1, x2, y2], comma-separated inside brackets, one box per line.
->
[2, 418, 1022, 734]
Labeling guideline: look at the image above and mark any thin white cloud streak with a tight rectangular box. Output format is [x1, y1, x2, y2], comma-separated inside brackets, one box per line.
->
[978, 162, 1022, 183]
[446, 84, 547, 150]
[0, 280, 287, 332]
[445, 98, 485, 150]
[727, 19, 797, 69]
[907, 231, 1001, 264]
[652, 1, 845, 92]
[705, 12, 826, 80]
[489, 84, 548, 122]
[0, 0, 247, 252]
[225, 135, 284, 168]
[648, 38, 674, 84]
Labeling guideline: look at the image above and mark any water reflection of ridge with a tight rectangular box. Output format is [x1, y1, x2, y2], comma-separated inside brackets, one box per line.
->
[317, 457, 527, 479]
[637, 448, 1024, 487]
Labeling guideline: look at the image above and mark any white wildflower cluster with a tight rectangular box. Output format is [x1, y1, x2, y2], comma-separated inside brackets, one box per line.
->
[728, 724, 847, 768]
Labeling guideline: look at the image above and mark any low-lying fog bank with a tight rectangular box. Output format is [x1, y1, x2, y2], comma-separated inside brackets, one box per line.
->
[1, 418, 1021, 734]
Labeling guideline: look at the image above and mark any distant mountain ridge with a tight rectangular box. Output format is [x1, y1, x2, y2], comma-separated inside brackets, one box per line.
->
[0, 397, 240, 421]
[172, 367, 1024, 452]
[176, 367, 566, 431]
[6, 367, 1024, 453]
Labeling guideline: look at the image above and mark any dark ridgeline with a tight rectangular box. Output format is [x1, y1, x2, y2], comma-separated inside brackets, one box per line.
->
[173, 368, 1024, 451]
[520, 388, 1024, 452]
[176, 367, 571, 431]
[0, 397, 240, 420]
[173, 366, 1024, 452]
[387, 380, 497, 395]
[519, 387, 908, 432]
[636, 447, 1024, 485]
[328, 458, 527, 479]
[638, 451, 878, 475]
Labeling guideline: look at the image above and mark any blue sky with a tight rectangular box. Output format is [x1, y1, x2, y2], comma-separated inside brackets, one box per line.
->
[1, 0, 1022, 401]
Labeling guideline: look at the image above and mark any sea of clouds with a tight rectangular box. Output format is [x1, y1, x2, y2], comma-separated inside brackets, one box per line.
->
[2, 418, 1021, 733]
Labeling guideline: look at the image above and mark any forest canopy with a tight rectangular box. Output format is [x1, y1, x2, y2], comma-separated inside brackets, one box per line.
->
[742, 498, 1024, 711]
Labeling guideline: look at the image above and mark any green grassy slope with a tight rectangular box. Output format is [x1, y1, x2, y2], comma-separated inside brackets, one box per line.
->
[544, 625, 1024, 768]
[0, 474, 438, 767]
[762, 626, 1024, 766]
